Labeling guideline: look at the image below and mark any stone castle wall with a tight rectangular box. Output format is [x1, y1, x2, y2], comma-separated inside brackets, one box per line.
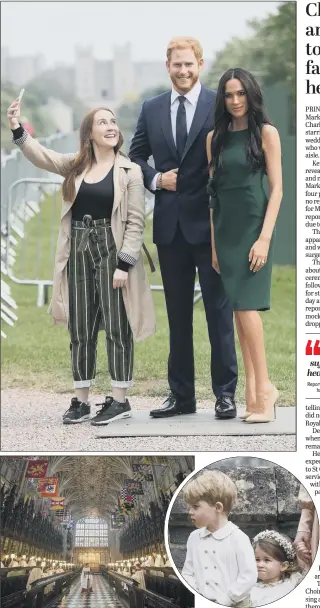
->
[168, 465, 302, 570]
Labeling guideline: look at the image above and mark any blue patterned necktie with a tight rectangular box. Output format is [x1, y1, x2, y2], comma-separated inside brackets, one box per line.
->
[176, 96, 187, 160]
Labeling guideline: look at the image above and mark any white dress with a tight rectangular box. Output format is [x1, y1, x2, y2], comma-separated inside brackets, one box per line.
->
[250, 572, 305, 606]
[80, 567, 93, 590]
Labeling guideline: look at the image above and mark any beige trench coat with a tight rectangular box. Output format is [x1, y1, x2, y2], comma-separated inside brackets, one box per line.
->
[16, 134, 156, 341]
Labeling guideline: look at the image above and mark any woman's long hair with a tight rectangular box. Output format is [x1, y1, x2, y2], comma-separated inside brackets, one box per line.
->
[211, 68, 272, 174]
[62, 107, 124, 202]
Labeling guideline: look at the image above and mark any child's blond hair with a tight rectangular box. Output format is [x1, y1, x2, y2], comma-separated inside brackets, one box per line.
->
[183, 469, 237, 514]
[166, 36, 203, 63]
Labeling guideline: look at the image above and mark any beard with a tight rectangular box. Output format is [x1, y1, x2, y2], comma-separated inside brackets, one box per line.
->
[170, 72, 198, 93]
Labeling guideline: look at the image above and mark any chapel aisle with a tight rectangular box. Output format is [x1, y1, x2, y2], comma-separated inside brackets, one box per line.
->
[51, 575, 124, 608]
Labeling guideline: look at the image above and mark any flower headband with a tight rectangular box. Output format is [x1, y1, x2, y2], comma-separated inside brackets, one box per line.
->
[253, 530, 296, 561]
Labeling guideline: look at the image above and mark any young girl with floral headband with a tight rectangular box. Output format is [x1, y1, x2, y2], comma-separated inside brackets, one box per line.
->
[250, 530, 309, 607]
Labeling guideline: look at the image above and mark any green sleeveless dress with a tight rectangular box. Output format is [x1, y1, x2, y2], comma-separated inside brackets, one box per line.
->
[208, 129, 275, 311]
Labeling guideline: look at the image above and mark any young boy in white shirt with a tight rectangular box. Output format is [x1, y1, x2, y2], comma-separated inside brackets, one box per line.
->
[182, 469, 257, 607]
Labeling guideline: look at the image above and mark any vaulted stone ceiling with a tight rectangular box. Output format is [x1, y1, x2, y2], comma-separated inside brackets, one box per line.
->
[43, 456, 141, 520]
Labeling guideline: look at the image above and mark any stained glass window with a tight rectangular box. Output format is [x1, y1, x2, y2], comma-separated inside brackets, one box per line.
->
[74, 517, 108, 547]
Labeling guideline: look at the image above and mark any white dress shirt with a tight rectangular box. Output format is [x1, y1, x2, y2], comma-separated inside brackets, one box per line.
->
[182, 521, 258, 606]
[150, 80, 202, 191]
[250, 572, 304, 607]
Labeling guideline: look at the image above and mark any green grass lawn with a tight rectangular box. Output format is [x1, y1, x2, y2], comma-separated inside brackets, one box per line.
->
[1, 194, 296, 404]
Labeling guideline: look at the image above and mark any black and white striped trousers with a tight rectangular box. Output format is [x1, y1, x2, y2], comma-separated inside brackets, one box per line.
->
[68, 217, 134, 389]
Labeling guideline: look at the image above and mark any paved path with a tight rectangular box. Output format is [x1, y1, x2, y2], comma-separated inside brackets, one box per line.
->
[1, 389, 296, 452]
[51, 575, 123, 608]
[97, 407, 295, 438]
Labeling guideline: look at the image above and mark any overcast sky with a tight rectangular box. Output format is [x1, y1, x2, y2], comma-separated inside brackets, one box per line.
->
[2, 1, 283, 66]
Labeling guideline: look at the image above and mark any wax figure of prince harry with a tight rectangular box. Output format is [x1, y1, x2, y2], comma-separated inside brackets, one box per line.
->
[129, 36, 238, 419]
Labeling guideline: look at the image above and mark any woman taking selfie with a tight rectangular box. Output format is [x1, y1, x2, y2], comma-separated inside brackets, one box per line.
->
[206, 68, 282, 423]
[7, 97, 155, 426]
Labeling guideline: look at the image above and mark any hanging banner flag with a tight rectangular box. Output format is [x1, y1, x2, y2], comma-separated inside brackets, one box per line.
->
[141, 457, 152, 465]
[144, 473, 154, 482]
[141, 456, 167, 465]
[119, 501, 134, 514]
[132, 463, 154, 470]
[132, 464, 154, 482]
[50, 497, 65, 510]
[121, 488, 135, 503]
[132, 465, 145, 483]
[124, 479, 144, 495]
[132, 464, 144, 472]
[37, 477, 59, 497]
[119, 491, 134, 513]
[26, 460, 49, 478]
[54, 506, 69, 518]
[111, 513, 125, 522]
[111, 511, 125, 528]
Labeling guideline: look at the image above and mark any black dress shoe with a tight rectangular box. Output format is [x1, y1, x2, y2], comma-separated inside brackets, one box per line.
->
[150, 393, 196, 418]
[215, 395, 237, 419]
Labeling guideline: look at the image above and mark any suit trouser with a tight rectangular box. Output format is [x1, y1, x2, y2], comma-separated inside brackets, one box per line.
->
[68, 217, 134, 389]
[157, 225, 238, 400]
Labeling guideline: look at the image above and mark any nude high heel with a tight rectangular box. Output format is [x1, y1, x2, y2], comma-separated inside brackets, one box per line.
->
[244, 384, 279, 423]
[239, 403, 256, 420]
[239, 388, 256, 420]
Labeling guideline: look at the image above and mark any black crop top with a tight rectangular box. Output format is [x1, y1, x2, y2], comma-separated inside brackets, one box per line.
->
[11, 125, 131, 272]
[72, 168, 114, 221]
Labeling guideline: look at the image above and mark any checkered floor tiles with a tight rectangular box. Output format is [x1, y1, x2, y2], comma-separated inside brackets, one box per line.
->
[50, 575, 125, 607]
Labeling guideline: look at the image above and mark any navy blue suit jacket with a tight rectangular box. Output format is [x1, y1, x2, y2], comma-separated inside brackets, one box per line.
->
[129, 85, 217, 245]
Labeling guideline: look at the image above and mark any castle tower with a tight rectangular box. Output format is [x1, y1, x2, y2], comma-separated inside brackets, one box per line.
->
[75, 46, 95, 102]
[112, 42, 134, 104]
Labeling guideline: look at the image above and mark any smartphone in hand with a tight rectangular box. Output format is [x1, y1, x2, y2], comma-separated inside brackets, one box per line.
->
[18, 88, 25, 103]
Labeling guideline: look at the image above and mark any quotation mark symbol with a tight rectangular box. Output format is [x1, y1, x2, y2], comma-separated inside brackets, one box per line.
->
[306, 340, 320, 355]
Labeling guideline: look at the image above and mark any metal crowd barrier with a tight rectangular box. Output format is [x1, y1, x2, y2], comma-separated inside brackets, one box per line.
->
[1, 234, 18, 337]
[1, 131, 78, 335]
[1, 131, 78, 228]
[5, 177, 63, 307]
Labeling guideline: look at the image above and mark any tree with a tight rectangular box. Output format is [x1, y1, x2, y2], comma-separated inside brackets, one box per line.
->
[205, 2, 296, 103]
[117, 85, 168, 138]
